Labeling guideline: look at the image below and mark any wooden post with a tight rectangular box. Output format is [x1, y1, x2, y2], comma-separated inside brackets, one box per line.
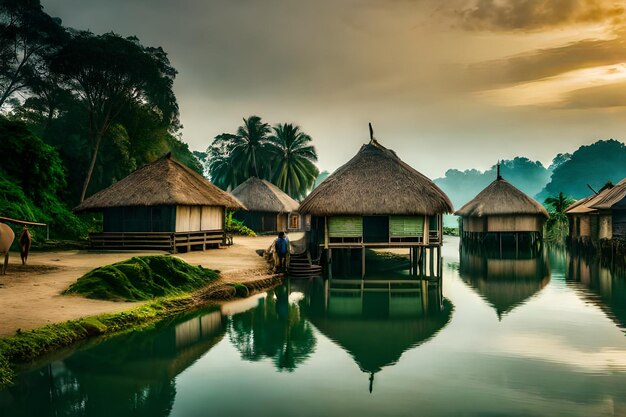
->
[429, 247, 435, 277]
[361, 246, 365, 278]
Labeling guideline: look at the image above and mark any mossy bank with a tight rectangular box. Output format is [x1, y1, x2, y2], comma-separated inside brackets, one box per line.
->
[0, 255, 282, 388]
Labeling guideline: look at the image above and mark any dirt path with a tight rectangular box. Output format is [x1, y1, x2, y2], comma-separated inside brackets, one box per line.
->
[0, 235, 277, 337]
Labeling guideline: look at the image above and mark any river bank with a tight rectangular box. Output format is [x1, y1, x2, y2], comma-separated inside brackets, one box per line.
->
[0, 235, 284, 387]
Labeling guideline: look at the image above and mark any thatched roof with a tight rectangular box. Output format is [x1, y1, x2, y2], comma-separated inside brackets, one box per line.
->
[565, 181, 617, 214]
[590, 178, 626, 210]
[298, 139, 453, 216]
[231, 177, 299, 213]
[455, 178, 548, 218]
[74, 154, 244, 212]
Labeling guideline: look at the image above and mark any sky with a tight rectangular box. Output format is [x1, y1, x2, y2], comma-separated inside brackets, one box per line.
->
[41, 0, 626, 178]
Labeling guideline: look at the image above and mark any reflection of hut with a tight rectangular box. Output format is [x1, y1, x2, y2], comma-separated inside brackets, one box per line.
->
[566, 253, 626, 332]
[459, 249, 550, 319]
[567, 179, 626, 243]
[455, 166, 548, 248]
[74, 153, 244, 252]
[10, 309, 225, 417]
[231, 177, 302, 233]
[299, 128, 453, 278]
[301, 279, 453, 392]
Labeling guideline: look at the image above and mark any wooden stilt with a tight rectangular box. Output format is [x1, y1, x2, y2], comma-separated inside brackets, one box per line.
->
[361, 246, 365, 278]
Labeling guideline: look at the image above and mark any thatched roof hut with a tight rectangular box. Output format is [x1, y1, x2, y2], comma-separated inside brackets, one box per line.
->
[232, 177, 298, 213]
[455, 171, 548, 240]
[74, 154, 244, 252]
[231, 177, 301, 232]
[300, 139, 452, 216]
[455, 178, 548, 219]
[75, 153, 243, 212]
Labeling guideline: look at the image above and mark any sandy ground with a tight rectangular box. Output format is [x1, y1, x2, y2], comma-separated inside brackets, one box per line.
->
[0, 235, 278, 337]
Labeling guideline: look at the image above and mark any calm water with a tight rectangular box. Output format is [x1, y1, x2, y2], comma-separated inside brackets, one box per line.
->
[2, 237, 626, 416]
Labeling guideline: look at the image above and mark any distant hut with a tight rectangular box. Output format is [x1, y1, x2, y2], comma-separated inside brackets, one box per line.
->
[74, 153, 244, 252]
[588, 178, 626, 240]
[564, 182, 615, 244]
[231, 177, 301, 233]
[298, 126, 453, 278]
[455, 165, 548, 249]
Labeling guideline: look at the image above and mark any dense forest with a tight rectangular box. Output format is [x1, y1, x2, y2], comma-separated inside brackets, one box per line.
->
[0, 0, 200, 240]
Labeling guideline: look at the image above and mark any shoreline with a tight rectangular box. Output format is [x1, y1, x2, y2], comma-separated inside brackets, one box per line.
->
[0, 270, 284, 388]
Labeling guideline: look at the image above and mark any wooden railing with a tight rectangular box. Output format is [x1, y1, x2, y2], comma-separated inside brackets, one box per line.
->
[89, 230, 225, 252]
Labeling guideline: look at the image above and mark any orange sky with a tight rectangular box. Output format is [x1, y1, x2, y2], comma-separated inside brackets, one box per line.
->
[42, 0, 626, 178]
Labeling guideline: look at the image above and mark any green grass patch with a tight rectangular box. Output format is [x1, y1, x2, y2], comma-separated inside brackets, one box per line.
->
[64, 255, 218, 301]
[0, 298, 188, 387]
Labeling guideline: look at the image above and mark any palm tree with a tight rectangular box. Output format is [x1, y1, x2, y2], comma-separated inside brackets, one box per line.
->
[544, 192, 574, 214]
[544, 192, 574, 243]
[233, 115, 272, 179]
[269, 123, 319, 200]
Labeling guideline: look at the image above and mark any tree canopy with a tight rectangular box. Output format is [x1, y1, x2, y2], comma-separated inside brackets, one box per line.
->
[207, 116, 319, 199]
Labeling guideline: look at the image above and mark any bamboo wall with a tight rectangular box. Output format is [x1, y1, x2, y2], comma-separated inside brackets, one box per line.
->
[487, 215, 544, 232]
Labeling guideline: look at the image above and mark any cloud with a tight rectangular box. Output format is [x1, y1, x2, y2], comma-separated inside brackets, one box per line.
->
[467, 34, 626, 87]
[456, 0, 625, 32]
[561, 79, 626, 108]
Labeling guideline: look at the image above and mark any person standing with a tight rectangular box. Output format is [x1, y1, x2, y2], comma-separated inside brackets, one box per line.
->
[275, 231, 289, 271]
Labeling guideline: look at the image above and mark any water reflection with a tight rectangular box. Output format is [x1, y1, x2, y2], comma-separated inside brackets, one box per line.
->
[299, 278, 453, 392]
[228, 285, 316, 372]
[0, 309, 225, 417]
[459, 247, 550, 319]
[566, 252, 626, 332]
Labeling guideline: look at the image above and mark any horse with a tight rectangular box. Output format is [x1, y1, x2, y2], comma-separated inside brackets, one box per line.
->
[0, 223, 15, 275]
[19, 226, 31, 265]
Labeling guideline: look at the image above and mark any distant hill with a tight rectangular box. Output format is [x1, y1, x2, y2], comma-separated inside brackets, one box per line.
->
[434, 157, 551, 213]
[537, 139, 626, 200]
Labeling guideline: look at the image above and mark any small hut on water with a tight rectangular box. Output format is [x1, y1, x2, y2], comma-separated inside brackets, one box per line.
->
[298, 126, 453, 278]
[74, 153, 244, 252]
[566, 179, 626, 243]
[231, 177, 302, 233]
[455, 166, 548, 250]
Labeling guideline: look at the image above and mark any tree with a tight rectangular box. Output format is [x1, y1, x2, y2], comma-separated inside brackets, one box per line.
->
[207, 116, 273, 189]
[544, 192, 575, 243]
[269, 123, 319, 200]
[0, 0, 66, 110]
[52, 31, 179, 202]
[207, 133, 244, 190]
[539, 140, 626, 200]
[233, 115, 272, 178]
[544, 192, 574, 215]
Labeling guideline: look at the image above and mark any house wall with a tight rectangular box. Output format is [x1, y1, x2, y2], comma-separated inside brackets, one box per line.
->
[463, 217, 486, 233]
[614, 209, 626, 239]
[176, 206, 223, 232]
[487, 215, 543, 232]
[103, 206, 176, 232]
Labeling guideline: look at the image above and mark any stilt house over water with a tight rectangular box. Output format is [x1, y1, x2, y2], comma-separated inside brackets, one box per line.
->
[566, 178, 626, 243]
[231, 177, 302, 233]
[74, 153, 244, 252]
[298, 125, 453, 278]
[455, 165, 548, 249]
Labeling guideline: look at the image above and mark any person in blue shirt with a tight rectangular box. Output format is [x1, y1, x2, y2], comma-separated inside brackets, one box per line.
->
[275, 231, 288, 271]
